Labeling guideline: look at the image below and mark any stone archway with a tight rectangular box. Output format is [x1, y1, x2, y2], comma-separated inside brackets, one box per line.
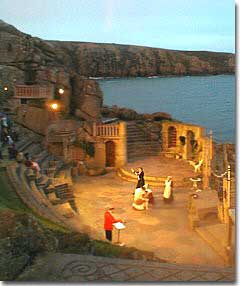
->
[105, 141, 115, 167]
[187, 130, 195, 160]
[168, 126, 177, 148]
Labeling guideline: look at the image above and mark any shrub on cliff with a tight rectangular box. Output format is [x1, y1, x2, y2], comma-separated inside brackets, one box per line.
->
[0, 210, 59, 280]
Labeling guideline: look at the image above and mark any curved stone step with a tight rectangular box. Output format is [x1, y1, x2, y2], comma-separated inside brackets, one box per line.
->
[117, 167, 192, 188]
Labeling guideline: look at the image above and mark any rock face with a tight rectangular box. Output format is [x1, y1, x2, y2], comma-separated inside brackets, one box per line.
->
[101, 105, 172, 121]
[0, 20, 235, 119]
[0, 20, 103, 121]
[71, 76, 103, 121]
[54, 42, 235, 77]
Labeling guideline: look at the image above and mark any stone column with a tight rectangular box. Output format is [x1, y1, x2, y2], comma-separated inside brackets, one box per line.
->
[202, 137, 209, 189]
[209, 129, 213, 160]
[62, 137, 70, 163]
[115, 122, 127, 167]
[161, 125, 168, 152]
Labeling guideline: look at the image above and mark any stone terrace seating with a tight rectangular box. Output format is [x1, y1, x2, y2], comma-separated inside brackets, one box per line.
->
[54, 183, 74, 200]
[7, 160, 99, 236]
[6, 123, 85, 228]
[7, 163, 70, 227]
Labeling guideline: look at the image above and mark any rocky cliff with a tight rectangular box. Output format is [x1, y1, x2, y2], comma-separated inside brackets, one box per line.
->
[0, 20, 235, 117]
[52, 41, 234, 77]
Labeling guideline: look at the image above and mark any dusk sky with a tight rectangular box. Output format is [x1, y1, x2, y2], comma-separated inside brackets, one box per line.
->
[0, 0, 235, 53]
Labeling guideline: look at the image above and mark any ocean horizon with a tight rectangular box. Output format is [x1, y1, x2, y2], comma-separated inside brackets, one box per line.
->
[98, 74, 235, 143]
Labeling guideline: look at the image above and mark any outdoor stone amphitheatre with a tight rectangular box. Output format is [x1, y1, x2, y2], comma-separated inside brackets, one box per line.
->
[0, 20, 235, 282]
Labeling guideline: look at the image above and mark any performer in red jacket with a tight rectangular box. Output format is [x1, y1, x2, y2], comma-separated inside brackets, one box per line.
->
[104, 207, 122, 242]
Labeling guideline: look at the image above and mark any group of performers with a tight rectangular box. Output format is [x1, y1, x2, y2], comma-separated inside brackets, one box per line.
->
[131, 167, 173, 210]
[104, 166, 174, 243]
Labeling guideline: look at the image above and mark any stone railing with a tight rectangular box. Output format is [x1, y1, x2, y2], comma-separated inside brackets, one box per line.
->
[93, 123, 120, 138]
[14, 85, 53, 99]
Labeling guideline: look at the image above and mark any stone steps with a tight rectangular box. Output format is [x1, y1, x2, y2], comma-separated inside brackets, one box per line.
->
[126, 123, 161, 161]
[118, 167, 192, 188]
[25, 143, 43, 157]
[6, 164, 69, 227]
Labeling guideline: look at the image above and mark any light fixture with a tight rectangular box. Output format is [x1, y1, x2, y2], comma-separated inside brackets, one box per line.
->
[50, 103, 59, 110]
[3, 86, 8, 91]
[58, 88, 64, 95]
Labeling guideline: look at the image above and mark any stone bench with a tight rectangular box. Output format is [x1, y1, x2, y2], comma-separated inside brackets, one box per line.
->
[45, 167, 57, 178]
[43, 184, 55, 195]
[54, 183, 74, 200]
[35, 175, 52, 189]
[188, 191, 218, 229]
[25, 168, 37, 181]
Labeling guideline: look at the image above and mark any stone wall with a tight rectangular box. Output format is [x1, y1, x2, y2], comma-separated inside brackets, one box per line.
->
[161, 121, 206, 160]
[0, 20, 103, 120]
[14, 106, 50, 135]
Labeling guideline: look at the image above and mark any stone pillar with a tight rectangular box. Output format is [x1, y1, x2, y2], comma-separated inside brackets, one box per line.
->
[202, 137, 210, 189]
[94, 141, 106, 168]
[223, 165, 231, 223]
[62, 137, 70, 163]
[115, 122, 127, 167]
[209, 129, 213, 160]
[92, 122, 97, 137]
[182, 134, 187, 160]
[161, 127, 168, 152]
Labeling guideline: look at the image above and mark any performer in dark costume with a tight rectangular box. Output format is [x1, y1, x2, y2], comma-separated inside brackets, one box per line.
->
[131, 167, 145, 188]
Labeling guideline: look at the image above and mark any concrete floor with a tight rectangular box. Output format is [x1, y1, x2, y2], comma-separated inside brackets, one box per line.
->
[73, 171, 224, 267]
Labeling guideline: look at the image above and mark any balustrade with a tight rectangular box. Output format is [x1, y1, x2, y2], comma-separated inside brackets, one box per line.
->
[14, 85, 53, 99]
[95, 124, 120, 137]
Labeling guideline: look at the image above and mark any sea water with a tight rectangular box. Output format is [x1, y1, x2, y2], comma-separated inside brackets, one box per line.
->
[98, 75, 235, 143]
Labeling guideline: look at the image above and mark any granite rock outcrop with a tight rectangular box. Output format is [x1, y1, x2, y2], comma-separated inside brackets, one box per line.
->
[0, 20, 235, 120]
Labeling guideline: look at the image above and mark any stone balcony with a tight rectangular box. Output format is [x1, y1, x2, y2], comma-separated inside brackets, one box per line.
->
[14, 84, 54, 99]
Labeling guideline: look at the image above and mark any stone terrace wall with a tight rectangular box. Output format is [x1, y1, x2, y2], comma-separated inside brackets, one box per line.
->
[14, 106, 50, 135]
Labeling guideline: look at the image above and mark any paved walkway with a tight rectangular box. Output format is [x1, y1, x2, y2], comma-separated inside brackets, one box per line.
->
[17, 253, 234, 282]
[73, 172, 224, 267]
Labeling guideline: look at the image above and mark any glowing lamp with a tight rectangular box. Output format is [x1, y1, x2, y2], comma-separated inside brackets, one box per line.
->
[3, 86, 8, 91]
[58, 88, 64, 95]
[50, 103, 59, 110]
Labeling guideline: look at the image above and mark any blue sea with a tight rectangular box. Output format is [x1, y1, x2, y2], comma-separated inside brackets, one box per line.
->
[98, 75, 235, 143]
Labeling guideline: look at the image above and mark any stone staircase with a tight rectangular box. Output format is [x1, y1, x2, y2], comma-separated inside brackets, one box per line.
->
[127, 122, 161, 162]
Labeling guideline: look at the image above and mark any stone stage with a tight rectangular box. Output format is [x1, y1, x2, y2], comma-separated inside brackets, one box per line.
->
[73, 171, 224, 267]
[118, 155, 196, 187]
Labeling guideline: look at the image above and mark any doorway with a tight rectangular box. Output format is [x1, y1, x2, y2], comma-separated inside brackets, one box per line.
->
[168, 126, 177, 148]
[187, 130, 195, 160]
[105, 141, 115, 167]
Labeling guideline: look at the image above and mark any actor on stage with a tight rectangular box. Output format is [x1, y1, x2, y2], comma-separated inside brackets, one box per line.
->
[131, 167, 145, 188]
[132, 187, 149, 210]
[104, 206, 123, 242]
[163, 176, 174, 203]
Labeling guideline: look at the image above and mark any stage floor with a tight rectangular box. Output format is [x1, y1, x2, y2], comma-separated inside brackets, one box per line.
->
[73, 171, 224, 267]
[123, 155, 196, 181]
